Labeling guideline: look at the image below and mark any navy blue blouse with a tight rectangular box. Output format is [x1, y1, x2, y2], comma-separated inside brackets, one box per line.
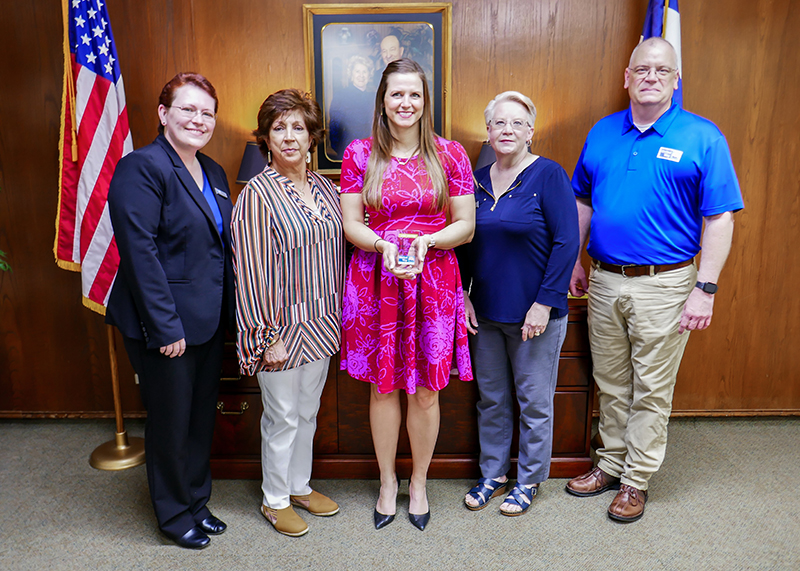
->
[457, 157, 579, 322]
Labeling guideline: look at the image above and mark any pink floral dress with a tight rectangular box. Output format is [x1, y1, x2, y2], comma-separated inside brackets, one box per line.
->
[340, 137, 474, 394]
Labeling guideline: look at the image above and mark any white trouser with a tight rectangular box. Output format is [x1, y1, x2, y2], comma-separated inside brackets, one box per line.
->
[256, 357, 329, 509]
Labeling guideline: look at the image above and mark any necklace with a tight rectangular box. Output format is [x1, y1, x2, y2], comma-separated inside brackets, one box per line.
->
[393, 155, 417, 165]
[392, 144, 419, 164]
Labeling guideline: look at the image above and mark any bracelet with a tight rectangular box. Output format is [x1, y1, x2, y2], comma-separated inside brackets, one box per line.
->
[374, 238, 384, 252]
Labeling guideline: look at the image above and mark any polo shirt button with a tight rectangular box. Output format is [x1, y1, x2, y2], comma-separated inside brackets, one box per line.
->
[633, 151, 638, 155]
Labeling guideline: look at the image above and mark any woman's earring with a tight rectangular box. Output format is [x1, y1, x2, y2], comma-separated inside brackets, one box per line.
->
[267, 150, 272, 164]
[306, 151, 311, 164]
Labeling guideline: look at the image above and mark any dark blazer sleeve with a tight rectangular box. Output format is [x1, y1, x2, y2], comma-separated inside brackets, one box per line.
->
[107, 137, 231, 348]
[197, 153, 236, 334]
[108, 149, 186, 347]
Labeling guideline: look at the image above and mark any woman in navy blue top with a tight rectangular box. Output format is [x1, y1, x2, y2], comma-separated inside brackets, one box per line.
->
[458, 91, 579, 516]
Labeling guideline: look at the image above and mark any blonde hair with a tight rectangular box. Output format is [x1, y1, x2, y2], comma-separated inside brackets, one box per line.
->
[362, 59, 447, 212]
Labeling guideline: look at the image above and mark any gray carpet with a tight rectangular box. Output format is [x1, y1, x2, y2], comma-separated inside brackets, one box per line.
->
[0, 418, 798, 570]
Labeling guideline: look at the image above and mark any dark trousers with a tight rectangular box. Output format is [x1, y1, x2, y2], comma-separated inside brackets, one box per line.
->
[123, 324, 224, 539]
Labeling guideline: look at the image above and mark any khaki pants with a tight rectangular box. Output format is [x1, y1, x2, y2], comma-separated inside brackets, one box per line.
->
[588, 263, 696, 490]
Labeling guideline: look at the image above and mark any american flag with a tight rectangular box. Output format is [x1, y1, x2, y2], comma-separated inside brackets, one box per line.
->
[642, 0, 683, 107]
[55, 0, 133, 314]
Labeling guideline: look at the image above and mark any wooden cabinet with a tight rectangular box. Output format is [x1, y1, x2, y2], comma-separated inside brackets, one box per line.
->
[210, 299, 593, 479]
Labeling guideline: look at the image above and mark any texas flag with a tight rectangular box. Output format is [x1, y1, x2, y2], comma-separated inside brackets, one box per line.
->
[642, 0, 683, 107]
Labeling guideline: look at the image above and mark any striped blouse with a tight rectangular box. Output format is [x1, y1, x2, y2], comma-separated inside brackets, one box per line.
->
[231, 167, 344, 375]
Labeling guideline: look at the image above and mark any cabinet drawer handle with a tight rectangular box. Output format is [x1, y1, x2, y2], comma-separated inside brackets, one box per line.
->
[220, 374, 242, 382]
[216, 401, 249, 415]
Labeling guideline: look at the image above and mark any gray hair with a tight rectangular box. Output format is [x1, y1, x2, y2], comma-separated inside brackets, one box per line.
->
[346, 55, 374, 83]
[629, 37, 678, 69]
[484, 91, 537, 128]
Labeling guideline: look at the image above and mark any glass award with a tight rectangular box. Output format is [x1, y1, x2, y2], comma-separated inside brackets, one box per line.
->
[396, 232, 419, 266]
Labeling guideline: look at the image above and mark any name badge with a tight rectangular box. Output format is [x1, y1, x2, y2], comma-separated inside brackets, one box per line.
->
[214, 188, 228, 199]
[657, 147, 683, 163]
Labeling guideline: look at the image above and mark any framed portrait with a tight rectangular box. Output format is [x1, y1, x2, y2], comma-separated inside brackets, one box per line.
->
[303, 3, 453, 174]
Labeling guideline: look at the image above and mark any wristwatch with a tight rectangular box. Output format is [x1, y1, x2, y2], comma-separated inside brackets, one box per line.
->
[695, 281, 718, 294]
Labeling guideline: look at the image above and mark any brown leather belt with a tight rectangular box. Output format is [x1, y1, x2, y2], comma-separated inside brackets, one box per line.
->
[593, 258, 694, 277]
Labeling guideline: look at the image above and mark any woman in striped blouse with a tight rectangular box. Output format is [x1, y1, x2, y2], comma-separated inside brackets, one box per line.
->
[231, 89, 344, 538]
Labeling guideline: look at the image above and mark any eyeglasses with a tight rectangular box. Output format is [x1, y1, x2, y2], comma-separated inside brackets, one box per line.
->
[489, 119, 529, 131]
[629, 66, 677, 79]
[170, 105, 216, 122]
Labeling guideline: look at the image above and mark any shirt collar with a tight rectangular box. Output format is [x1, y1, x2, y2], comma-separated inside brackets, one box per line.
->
[622, 101, 681, 136]
[264, 166, 312, 189]
[473, 159, 539, 197]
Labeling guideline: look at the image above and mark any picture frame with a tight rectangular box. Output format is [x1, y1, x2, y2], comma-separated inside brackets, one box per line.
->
[303, 3, 453, 174]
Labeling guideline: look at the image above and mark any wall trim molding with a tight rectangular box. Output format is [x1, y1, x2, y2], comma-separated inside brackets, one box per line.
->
[0, 412, 147, 419]
[3, 409, 799, 419]
[591, 409, 800, 418]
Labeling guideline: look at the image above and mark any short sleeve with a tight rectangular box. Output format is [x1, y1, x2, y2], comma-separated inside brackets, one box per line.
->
[340, 138, 371, 194]
[698, 133, 744, 216]
[439, 139, 474, 197]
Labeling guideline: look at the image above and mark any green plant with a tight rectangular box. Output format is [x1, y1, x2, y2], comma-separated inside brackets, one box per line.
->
[0, 249, 10, 272]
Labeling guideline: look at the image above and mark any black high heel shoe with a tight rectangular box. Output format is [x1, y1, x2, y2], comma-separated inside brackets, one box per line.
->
[374, 509, 395, 530]
[374, 475, 399, 530]
[408, 510, 430, 531]
[408, 482, 430, 531]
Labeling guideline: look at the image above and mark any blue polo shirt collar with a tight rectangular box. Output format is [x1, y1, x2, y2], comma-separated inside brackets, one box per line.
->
[622, 100, 681, 136]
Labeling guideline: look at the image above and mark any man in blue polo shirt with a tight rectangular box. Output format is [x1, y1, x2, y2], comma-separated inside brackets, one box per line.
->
[566, 37, 743, 523]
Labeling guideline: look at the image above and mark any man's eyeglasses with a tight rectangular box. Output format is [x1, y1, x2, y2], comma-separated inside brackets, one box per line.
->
[629, 66, 677, 79]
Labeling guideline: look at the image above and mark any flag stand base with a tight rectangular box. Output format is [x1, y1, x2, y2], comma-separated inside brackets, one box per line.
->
[89, 431, 145, 471]
[89, 325, 146, 471]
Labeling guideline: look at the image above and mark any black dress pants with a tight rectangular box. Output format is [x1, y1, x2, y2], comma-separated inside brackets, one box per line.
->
[123, 324, 224, 539]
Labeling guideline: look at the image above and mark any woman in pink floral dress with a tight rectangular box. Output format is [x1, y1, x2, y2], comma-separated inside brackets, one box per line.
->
[340, 59, 475, 531]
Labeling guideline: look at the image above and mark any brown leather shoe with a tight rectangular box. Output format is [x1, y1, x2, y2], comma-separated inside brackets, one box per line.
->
[565, 466, 621, 497]
[607, 484, 648, 523]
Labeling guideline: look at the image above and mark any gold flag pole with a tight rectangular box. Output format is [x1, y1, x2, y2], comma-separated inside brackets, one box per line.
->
[89, 325, 145, 470]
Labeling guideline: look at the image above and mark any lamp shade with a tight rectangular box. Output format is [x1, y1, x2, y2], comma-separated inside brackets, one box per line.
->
[474, 142, 496, 170]
[236, 141, 268, 184]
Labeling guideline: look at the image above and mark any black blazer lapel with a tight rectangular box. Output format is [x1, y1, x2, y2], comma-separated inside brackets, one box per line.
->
[155, 135, 219, 237]
[198, 152, 232, 246]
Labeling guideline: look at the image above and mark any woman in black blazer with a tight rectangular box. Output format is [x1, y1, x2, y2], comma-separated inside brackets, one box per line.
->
[106, 73, 235, 550]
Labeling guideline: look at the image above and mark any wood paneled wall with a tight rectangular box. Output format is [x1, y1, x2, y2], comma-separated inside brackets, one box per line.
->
[1, 0, 797, 415]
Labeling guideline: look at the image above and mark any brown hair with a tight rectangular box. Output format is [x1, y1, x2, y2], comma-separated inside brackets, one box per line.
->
[252, 89, 325, 159]
[157, 72, 218, 135]
[363, 59, 447, 211]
